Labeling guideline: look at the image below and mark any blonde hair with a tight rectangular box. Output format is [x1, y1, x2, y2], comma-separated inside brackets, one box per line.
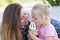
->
[32, 3, 51, 16]
[32, 1, 51, 22]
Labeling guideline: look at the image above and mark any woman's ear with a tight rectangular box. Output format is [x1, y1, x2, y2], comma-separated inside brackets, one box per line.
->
[16, 16, 20, 23]
[16, 16, 17, 20]
[16, 16, 18, 21]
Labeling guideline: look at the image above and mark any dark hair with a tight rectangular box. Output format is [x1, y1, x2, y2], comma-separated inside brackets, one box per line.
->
[1, 3, 23, 40]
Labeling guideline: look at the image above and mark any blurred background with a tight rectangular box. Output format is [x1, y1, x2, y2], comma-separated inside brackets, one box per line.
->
[0, 0, 60, 39]
[0, 0, 60, 24]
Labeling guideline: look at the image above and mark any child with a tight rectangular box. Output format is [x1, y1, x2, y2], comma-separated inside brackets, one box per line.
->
[28, 3, 58, 40]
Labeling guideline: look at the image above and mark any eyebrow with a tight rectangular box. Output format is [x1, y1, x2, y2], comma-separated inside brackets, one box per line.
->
[21, 16, 24, 18]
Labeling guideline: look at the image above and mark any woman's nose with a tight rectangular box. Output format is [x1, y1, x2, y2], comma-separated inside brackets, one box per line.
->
[24, 15, 28, 20]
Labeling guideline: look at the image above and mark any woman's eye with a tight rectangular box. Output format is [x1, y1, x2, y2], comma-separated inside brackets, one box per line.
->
[20, 18, 24, 20]
[20, 17, 24, 20]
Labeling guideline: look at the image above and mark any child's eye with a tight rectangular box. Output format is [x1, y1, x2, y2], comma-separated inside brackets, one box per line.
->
[34, 18, 37, 20]
[32, 17, 38, 21]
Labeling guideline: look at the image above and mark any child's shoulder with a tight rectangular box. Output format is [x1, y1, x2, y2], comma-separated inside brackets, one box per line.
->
[44, 23, 56, 36]
[45, 23, 56, 32]
[46, 23, 55, 29]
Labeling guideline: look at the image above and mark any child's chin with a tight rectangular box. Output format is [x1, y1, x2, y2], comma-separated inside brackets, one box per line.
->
[36, 25, 40, 27]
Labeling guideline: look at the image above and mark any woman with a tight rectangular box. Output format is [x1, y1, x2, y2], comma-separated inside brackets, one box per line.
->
[1, 3, 23, 40]
[20, 9, 31, 40]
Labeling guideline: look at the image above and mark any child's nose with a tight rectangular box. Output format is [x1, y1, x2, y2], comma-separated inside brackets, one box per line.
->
[31, 18, 35, 22]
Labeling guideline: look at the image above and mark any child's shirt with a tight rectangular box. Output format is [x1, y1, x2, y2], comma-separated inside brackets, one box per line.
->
[37, 23, 58, 40]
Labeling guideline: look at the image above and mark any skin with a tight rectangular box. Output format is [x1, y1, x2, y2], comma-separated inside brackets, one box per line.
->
[28, 31, 53, 40]
[20, 8, 29, 28]
[31, 11, 46, 27]
[28, 11, 53, 40]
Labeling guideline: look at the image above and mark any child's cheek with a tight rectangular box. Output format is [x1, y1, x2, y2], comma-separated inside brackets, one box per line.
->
[35, 20, 40, 26]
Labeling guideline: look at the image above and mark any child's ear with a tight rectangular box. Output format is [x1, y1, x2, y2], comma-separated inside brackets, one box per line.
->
[45, 16, 49, 20]
[43, 15, 45, 18]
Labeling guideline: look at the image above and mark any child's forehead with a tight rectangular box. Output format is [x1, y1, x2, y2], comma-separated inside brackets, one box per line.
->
[32, 12, 40, 18]
[32, 10, 40, 15]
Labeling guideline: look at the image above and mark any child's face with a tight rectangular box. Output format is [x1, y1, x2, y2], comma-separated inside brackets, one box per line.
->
[32, 11, 46, 27]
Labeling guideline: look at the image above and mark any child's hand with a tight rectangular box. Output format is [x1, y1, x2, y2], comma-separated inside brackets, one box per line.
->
[29, 29, 38, 36]
[28, 31, 39, 40]
[28, 31, 36, 39]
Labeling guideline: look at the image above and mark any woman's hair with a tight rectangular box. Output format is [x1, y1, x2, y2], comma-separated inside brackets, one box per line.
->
[1, 3, 23, 40]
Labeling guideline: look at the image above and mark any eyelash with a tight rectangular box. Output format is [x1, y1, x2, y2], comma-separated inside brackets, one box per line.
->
[32, 18, 37, 20]
[34, 18, 37, 20]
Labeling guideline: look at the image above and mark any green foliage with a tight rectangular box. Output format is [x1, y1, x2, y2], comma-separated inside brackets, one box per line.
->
[47, 0, 60, 6]
[0, 0, 60, 6]
[0, 0, 6, 6]
[0, 0, 20, 6]
[6, 0, 13, 3]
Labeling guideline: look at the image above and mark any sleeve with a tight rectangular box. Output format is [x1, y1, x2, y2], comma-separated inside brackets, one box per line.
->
[44, 25, 55, 37]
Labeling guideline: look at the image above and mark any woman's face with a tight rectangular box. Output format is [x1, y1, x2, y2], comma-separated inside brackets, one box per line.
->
[20, 8, 29, 27]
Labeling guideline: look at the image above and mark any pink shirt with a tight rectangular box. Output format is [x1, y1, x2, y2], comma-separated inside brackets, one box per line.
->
[37, 23, 58, 40]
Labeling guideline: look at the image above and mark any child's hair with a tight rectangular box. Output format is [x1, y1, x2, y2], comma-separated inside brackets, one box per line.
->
[32, 1, 51, 23]
[32, 1, 51, 17]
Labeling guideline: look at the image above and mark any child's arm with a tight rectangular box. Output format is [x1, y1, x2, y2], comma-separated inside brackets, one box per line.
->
[28, 31, 53, 40]
[44, 36, 53, 40]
